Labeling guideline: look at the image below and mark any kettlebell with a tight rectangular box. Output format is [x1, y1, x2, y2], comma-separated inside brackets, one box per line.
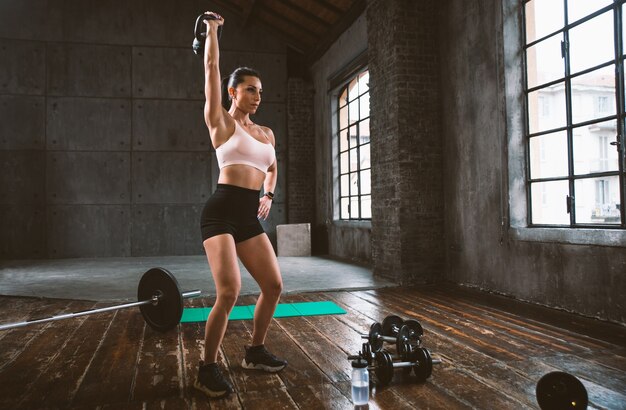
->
[192, 13, 223, 56]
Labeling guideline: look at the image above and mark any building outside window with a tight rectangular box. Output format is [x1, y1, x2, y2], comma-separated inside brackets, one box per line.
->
[335, 68, 371, 220]
[524, 0, 625, 227]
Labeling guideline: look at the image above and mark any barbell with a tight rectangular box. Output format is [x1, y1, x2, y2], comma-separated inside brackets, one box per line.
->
[0, 267, 200, 333]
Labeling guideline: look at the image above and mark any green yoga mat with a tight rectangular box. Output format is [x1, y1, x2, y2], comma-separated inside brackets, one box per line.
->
[181, 301, 346, 323]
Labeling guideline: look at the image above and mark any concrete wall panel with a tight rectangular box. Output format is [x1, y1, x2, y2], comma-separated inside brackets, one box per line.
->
[0, 151, 45, 204]
[47, 97, 131, 150]
[0, 40, 46, 95]
[131, 0, 200, 47]
[60, 0, 134, 45]
[0, 205, 46, 258]
[132, 100, 209, 151]
[47, 43, 131, 97]
[0, 0, 63, 41]
[47, 205, 131, 257]
[133, 48, 204, 99]
[132, 153, 212, 203]
[47, 152, 130, 204]
[131, 204, 203, 256]
[0, 95, 45, 150]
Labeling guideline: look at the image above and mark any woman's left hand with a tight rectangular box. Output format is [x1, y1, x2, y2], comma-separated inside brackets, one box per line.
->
[258, 195, 272, 220]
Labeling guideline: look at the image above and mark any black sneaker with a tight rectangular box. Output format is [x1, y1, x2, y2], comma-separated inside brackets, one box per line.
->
[241, 345, 288, 372]
[194, 360, 233, 399]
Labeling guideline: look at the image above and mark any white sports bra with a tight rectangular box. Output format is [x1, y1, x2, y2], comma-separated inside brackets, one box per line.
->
[215, 121, 276, 173]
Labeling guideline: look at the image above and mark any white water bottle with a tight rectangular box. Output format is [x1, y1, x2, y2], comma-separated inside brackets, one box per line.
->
[351, 358, 369, 405]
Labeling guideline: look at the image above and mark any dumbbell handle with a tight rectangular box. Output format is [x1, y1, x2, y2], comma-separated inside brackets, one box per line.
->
[370, 358, 442, 370]
[361, 334, 395, 343]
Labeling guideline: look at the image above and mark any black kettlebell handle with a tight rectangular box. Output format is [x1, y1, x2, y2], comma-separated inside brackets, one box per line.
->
[195, 13, 222, 41]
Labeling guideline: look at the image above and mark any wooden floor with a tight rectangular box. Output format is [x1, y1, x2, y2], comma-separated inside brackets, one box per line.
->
[1, 285, 625, 409]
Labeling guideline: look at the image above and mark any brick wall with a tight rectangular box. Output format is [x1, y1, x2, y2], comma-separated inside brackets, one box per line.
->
[286, 77, 315, 224]
[367, 0, 444, 284]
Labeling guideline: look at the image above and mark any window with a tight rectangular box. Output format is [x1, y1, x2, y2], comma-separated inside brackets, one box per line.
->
[336, 68, 371, 220]
[523, 0, 625, 227]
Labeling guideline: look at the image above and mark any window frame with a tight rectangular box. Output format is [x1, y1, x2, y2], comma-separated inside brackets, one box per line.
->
[522, 0, 626, 229]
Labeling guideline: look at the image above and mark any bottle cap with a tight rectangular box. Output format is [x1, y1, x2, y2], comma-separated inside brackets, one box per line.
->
[351, 358, 368, 369]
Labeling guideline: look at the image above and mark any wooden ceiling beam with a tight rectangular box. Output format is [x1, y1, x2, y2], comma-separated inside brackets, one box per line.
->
[272, 0, 332, 28]
[242, 0, 259, 27]
[316, 0, 345, 16]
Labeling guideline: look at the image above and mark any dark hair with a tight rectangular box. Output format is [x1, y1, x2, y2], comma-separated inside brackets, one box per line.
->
[221, 67, 261, 109]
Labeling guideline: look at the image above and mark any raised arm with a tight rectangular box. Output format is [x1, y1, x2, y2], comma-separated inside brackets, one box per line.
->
[202, 13, 231, 147]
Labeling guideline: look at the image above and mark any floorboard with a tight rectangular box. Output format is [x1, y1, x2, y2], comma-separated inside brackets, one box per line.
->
[0, 285, 624, 409]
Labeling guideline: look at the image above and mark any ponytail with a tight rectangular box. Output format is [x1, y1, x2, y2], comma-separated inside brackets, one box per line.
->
[221, 77, 231, 110]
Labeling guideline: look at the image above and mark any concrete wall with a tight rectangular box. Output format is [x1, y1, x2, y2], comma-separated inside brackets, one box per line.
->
[0, 0, 288, 258]
[310, 14, 371, 263]
[440, 0, 626, 324]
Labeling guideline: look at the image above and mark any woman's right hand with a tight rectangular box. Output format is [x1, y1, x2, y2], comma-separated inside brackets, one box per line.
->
[203, 11, 224, 35]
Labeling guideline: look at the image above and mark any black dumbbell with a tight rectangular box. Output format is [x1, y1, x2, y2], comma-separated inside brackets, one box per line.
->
[192, 13, 223, 56]
[382, 315, 424, 344]
[370, 348, 441, 386]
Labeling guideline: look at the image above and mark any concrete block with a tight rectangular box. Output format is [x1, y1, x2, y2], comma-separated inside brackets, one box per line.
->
[0, 39, 46, 94]
[277, 223, 311, 256]
[0, 0, 63, 41]
[131, 204, 203, 256]
[0, 151, 45, 204]
[47, 205, 131, 257]
[221, 51, 287, 103]
[0, 204, 46, 258]
[132, 152, 212, 203]
[132, 47, 204, 99]
[133, 100, 209, 151]
[47, 97, 131, 150]
[47, 43, 131, 97]
[0, 95, 45, 150]
[47, 152, 130, 204]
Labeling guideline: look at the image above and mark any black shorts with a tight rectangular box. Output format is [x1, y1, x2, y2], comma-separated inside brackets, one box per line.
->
[200, 184, 265, 243]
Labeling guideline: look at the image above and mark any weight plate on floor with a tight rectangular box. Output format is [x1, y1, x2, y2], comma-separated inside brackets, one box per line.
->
[413, 347, 433, 382]
[138, 267, 183, 332]
[374, 351, 394, 386]
[536, 371, 588, 410]
[369, 322, 384, 352]
[396, 325, 411, 354]
[403, 319, 424, 339]
[382, 315, 404, 337]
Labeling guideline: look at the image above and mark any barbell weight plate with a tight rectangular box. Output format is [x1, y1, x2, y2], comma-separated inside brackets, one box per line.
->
[396, 325, 411, 354]
[381, 315, 404, 337]
[374, 351, 394, 386]
[536, 371, 588, 410]
[413, 347, 433, 382]
[138, 267, 183, 332]
[369, 322, 384, 352]
[402, 344, 413, 376]
[403, 319, 424, 338]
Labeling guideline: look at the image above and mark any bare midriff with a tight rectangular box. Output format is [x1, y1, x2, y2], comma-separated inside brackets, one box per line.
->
[217, 164, 266, 190]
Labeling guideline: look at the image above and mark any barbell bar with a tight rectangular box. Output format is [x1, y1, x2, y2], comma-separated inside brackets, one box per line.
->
[0, 267, 200, 333]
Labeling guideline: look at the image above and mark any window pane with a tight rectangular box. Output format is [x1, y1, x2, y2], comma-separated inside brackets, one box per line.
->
[568, 0, 611, 25]
[571, 66, 615, 124]
[350, 148, 358, 172]
[339, 88, 348, 107]
[358, 71, 369, 95]
[360, 169, 371, 195]
[348, 77, 359, 101]
[350, 172, 359, 195]
[361, 195, 372, 218]
[569, 11, 614, 74]
[525, 0, 564, 43]
[574, 176, 621, 224]
[339, 106, 348, 129]
[350, 196, 360, 219]
[349, 125, 358, 149]
[573, 120, 619, 174]
[359, 93, 370, 119]
[528, 85, 567, 134]
[340, 128, 348, 152]
[529, 131, 568, 179]
[526, 33, 564, 89]
[340, 151, 349, 173]
[531, 180, 570, 225]
[360, 143, 371, 169]
[349, 100, 359, 124]
[341, 174, 349, 196]
[360, 119, 370, 144]
[341, 197, 349, 219]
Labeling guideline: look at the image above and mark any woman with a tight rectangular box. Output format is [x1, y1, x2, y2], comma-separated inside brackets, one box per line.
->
[194, 12, 287, 399]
